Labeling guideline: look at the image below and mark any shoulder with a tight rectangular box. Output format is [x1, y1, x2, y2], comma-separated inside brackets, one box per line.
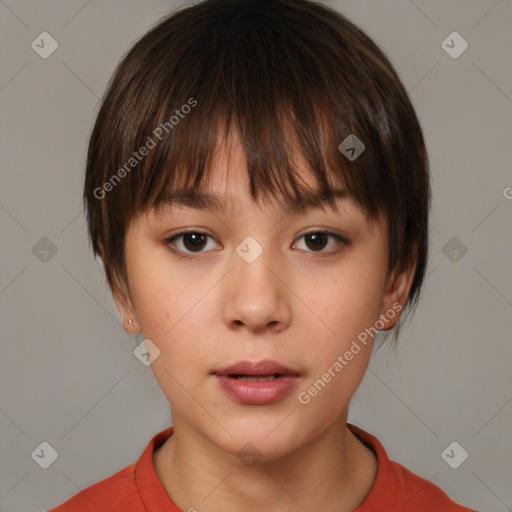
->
[348, 423, 478, 512]
[47, 427, 175, 512]
[386, 459, 477, 511]
[47, 464, 142, 512]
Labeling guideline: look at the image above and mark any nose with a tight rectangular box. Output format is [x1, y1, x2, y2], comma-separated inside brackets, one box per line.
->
[222, 246, 292, 334]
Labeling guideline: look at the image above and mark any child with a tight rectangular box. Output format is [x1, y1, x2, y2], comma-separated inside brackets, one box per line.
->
[50, 0, 478, 510]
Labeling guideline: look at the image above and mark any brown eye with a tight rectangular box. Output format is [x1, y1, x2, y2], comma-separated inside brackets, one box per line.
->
[293, 231, 348, 254]
[182, 233, 208, 252]
[304, 232, 328, 251]
[166, 231, 219, 256]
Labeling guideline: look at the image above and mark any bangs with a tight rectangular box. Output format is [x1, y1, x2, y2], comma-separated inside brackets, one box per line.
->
[143, 103, 366, 217]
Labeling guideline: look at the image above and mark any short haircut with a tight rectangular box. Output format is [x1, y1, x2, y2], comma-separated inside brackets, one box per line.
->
[84, 0, 430, 339]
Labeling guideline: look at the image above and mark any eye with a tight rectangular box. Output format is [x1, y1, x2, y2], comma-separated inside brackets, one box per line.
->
[293, 231, 347, 254]
[165, 231, 220, 256]
[165, 229, 348, 258]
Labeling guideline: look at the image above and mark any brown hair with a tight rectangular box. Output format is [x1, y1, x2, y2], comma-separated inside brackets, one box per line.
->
[84, 0, 430, 339]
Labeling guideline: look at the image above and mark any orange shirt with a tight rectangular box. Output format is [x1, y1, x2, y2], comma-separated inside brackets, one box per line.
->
[49, 423, 477, 511]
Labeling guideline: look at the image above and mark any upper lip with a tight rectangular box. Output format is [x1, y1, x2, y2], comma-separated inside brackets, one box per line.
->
[213, 360, 300, 377]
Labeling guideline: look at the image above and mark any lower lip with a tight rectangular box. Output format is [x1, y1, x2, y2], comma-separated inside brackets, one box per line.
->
[215, 375, 300, 405]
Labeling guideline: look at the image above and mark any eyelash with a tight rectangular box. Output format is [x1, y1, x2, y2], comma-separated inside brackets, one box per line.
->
[164, 230, 349, 260]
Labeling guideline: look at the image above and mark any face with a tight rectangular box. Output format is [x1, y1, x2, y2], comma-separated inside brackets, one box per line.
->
[114, 135, 414, 461]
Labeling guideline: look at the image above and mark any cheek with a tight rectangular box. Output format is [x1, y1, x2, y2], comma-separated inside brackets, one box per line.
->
[126, 254, 217, 379]
[296, 255, 387, 413]
[130, 272, 215, 408]
[310, 264, 386, 350]
[127, 249, 196, 337]
[134, 281, 210, 353]
[295, 270, 382, 421]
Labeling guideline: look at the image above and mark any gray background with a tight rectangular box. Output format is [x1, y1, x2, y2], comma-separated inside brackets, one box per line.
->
[1, 0, 511, 511]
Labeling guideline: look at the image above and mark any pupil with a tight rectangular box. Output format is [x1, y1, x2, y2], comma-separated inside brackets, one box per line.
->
[306, 233, 327, 251]
[184, 233, 206, 251]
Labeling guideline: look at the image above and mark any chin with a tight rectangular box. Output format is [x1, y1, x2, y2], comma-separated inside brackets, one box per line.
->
[213, 416, 305, 462]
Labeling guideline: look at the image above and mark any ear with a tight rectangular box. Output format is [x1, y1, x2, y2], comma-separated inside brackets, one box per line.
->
[111, 272, 141, 334]
[379, 246, 417, 331]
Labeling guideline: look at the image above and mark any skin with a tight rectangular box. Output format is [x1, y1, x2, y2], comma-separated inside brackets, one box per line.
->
[112, 132, 416, 512]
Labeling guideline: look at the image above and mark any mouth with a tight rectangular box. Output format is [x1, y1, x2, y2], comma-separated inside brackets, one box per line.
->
[213, 359, 301, 379]
[213, 360, 301, 405]
[227, 375, 282, 381]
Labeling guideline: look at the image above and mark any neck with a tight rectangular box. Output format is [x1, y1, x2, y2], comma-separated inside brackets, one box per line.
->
[153, 415, 377, 512]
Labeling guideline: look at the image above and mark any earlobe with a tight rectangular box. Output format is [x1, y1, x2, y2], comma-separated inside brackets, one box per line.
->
[111, 275, 141, 334]
[126, 316, 140, 333]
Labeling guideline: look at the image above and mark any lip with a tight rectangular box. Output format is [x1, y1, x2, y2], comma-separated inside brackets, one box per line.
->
[213, 360, 301, 405]
[214, 360, 300, 377]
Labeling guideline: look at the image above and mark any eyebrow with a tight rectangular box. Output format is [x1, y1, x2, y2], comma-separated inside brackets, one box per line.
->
[158, 188, 351, 215]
